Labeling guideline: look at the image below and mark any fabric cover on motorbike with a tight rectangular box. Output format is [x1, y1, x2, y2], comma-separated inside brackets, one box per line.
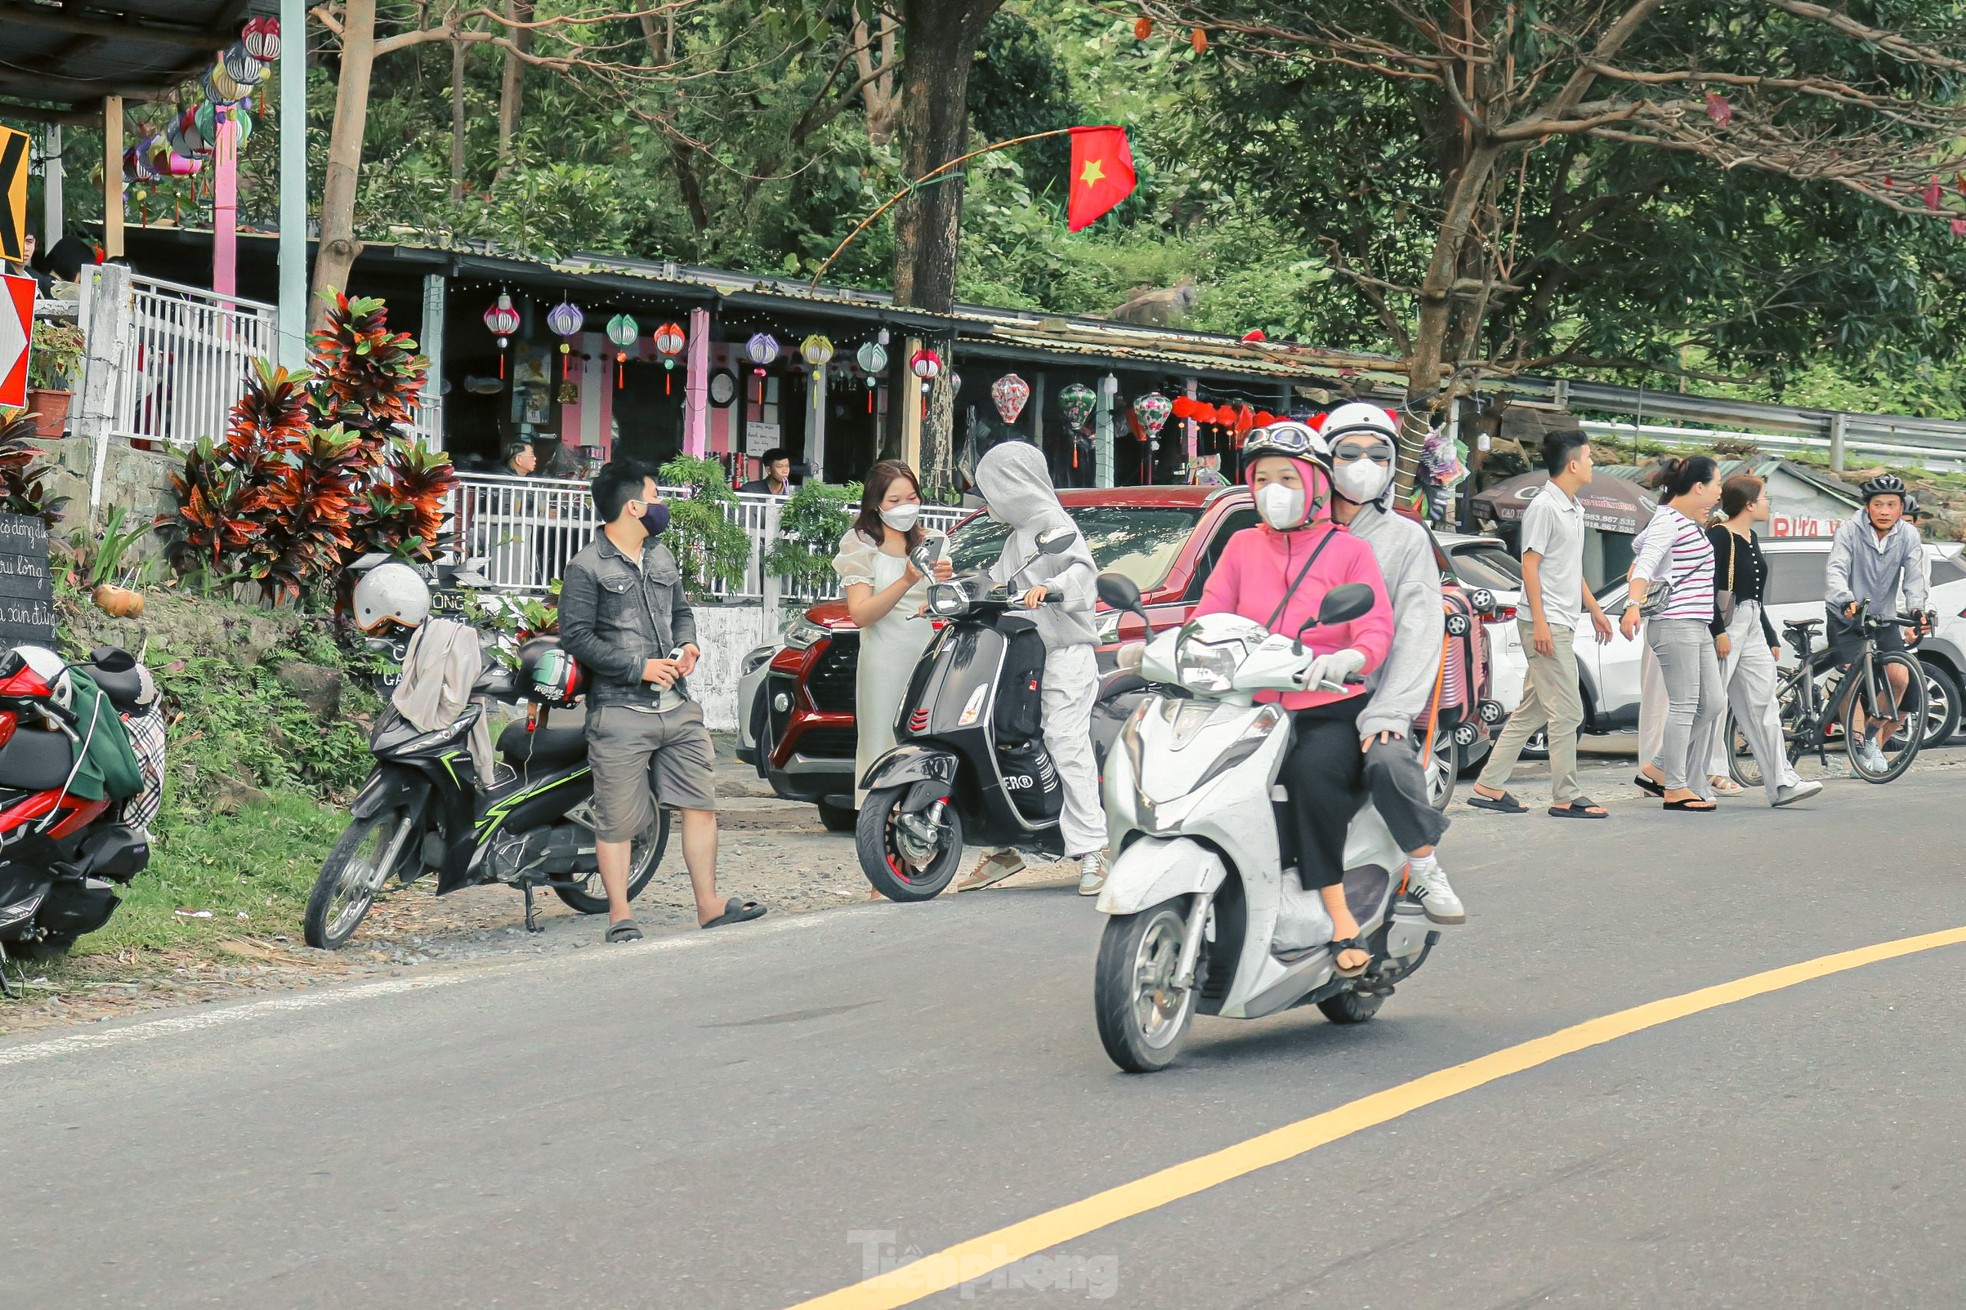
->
[993, 626, 1047, 744]
[57, 669, 143, 803]
[83, 648, 149, 713]
[497, 720, 587, 767]
[996, 738, 1063, 822]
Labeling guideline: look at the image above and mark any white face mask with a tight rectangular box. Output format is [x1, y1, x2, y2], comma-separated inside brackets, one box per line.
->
[880, 503, 921, 532]
[1333, 458, 1393, 504]
[1257, 481, 1307, 530]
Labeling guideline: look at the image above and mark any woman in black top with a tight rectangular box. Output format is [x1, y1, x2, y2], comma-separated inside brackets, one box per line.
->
[1706, 475, 1822, 807]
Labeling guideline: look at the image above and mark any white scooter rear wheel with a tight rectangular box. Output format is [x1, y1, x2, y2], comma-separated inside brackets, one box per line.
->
[1094, 899, 1198, 1072]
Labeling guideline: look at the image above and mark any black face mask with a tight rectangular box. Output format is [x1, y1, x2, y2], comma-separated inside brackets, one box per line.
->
[638, 502, 671, 537]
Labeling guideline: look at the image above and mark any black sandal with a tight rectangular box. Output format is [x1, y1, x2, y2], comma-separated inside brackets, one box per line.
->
[1549, 798, 1608, 819]
[605, 918, 643, 943]
[701, 898, 768, 929]
[1664, 798, 1717, 812]
[1466, 790, 1529, 814]
[1328, 937, 1370, 979]
[1633, 774, 1665, 798]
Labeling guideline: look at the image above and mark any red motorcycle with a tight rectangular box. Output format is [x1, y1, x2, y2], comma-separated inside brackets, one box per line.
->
[0, 645, 163, 978]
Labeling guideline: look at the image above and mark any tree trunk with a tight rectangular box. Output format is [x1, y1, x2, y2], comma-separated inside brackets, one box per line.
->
[885, 0, 1003, 482]
[496, 0, 533, 173]
[449, 35, 467, 201]
[853, 15, 899, 147]
[312, 0, 378, 326]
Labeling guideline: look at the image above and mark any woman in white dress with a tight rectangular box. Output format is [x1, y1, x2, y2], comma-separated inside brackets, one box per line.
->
[832, 461, 954, 809]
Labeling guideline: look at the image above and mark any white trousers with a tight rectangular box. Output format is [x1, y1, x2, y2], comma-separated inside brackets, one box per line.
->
[1638, 622, 1666, 764]
[1707, 600, 1802, 801]
[1041, 645, 1106, 857]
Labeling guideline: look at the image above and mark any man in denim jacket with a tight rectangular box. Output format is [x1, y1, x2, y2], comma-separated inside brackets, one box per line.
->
[559, 460, 766, 941]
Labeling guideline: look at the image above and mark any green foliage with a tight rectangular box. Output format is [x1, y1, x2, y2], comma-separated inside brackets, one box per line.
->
[62, 506, 154, 591]
[0, 410, 68, 527]
[656, 455, 751, 598]
[27, 320, 85, 391]
[766, 480, 861, 590]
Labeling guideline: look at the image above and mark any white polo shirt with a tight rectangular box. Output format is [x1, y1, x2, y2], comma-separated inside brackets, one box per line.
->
[1520, 479, 1586, 632]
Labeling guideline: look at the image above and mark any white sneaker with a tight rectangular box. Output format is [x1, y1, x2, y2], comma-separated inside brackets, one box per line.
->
[1772, 779, 1823, 807]
[1857, 739, 1889, 774]
[1406, 856, 1466, 924]
[1076, 852, 1107, 897]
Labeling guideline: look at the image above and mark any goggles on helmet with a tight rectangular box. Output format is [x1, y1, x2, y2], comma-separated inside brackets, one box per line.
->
[1243, 421, 1332, 467]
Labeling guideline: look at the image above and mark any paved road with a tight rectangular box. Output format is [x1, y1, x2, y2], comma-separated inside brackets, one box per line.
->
[5, 762, 1964, 1308]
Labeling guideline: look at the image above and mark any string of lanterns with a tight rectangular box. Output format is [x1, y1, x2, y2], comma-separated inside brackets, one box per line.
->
[129, 16, 280, 183]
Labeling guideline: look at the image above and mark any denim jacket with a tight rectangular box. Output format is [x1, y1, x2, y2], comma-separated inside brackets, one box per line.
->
[558, 531, 698, 710]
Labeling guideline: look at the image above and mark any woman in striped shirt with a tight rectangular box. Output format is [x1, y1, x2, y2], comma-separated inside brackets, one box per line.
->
[1619, 457, 1725, 811]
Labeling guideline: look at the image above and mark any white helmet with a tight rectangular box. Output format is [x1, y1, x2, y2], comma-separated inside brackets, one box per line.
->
[13, 645, 73, 711]
[352, 562, 432, 635]
[1320, 401, 1402, 446]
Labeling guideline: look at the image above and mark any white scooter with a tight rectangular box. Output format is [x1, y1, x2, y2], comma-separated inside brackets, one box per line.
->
[1090, 574, 1446, 1072]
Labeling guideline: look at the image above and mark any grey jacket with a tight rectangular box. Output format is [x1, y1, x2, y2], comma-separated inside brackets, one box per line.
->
[975, 441, 1098, 651]
[558, 530, 699, 711]
[1347, 506, 1445, 740]
[1825, 511, 1928, 616]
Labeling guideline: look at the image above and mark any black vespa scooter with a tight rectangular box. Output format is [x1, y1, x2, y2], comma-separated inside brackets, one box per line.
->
[853, 531, 1143, 901]
[303, 637, 672, 948]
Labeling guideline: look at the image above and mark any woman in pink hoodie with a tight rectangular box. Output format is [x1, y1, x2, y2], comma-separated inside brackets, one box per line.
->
[1193, 424, 1394, 975]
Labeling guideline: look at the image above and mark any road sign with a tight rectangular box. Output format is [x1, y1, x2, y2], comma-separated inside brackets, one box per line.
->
[0, 126, 26, 264]
[0, 273, 31, 409]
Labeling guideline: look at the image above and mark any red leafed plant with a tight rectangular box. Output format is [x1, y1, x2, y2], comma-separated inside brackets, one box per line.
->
[352, 438, 458, 561]
[246, 425, 365, 603]
[157, 360, 312, 583]
[307, 291, 429, 455]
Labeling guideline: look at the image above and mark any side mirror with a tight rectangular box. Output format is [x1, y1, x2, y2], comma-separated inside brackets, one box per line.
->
[1316, 582, 1376, 628]
[1037, 526, 1077, 555]
[1097, 571, 1155, 635]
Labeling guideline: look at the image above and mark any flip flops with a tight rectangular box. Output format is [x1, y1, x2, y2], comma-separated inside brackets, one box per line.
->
[1633, 774, 1665, 798]
[1664, 798, 1718, 813]
[1549, 798, 1608, 819]
[701, 898, 768, 929]
[605, 917, 643, 943]
[1466, 790, 1529, 814]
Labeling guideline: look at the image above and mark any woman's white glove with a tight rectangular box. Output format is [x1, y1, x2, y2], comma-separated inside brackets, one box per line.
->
[1302, 647, 1368, 691]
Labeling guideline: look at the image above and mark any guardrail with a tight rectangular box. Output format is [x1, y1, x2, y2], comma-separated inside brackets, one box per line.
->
[450, 474, 967, 601]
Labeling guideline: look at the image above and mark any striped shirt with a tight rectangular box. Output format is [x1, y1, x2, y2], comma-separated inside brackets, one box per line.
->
[1630, 505, 1715, 621]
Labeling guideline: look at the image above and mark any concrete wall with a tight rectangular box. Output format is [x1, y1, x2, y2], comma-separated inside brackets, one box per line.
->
[692, 602, 786, 730]
[35, 436, 180, 561]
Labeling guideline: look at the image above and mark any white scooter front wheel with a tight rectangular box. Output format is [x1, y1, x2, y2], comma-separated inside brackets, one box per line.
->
[1094, 897, 1199, 1072]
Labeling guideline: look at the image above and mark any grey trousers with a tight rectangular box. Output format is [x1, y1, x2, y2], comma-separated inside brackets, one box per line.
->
[1363, 738, 1450, 853]
[1647, 617, 1724, 797]
[1707, 600, 1802, 802]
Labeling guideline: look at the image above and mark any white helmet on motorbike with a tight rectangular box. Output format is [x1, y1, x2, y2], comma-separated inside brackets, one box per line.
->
[11, 645, 73, 712]
[351, 562, 432, 635]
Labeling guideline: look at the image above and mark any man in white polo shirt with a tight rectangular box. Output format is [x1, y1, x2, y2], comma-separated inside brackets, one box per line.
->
[1469, 432, 1614, 818]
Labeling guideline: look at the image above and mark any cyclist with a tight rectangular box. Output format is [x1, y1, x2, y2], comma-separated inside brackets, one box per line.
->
[1824, 473, 1933, 771]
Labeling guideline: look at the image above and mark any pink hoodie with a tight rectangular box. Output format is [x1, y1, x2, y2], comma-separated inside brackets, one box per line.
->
[1193, 461, 1393, 710]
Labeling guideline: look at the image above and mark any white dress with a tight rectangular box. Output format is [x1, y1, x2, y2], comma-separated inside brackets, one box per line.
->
[833, 527, 947, 806]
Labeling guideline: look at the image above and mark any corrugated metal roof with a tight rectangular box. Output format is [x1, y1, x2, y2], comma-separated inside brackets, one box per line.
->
[0, 1, 254, 115]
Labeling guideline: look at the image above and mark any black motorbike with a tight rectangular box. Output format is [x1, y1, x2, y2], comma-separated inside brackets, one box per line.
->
[853, 533, 1143, 900]
[0, 646, 160, 976]
[303, 636, 671, 949]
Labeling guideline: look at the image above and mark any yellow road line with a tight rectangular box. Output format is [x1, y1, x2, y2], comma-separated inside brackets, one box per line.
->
[789, 924, 1966, 1309]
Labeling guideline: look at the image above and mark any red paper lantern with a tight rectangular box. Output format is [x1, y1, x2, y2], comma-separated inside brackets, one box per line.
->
[1254, 411, 1275, 426]
[1308, 411, 1329, 431]
[1237, 405, 1256, 434]
[1171, 396, 1192, 420]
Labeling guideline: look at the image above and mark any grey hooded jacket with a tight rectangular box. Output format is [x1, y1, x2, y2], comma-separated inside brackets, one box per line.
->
[1347, 504, 1445, 741]
[975, 441, 1099, 651]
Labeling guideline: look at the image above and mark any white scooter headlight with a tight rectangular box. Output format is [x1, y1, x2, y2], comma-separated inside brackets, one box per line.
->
[1174, 631, 1246, 694]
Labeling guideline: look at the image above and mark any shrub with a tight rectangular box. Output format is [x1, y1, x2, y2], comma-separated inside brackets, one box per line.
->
[766, 480, 860, 592]
[657, 455, 751, 598]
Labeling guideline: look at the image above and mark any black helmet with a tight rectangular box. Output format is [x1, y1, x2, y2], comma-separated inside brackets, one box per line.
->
[1860, 473, 1907, 502]
[517, 636, 583, 707]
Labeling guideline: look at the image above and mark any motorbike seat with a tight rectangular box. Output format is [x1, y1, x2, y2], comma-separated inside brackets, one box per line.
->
[0, 726, 75, 791]
[497, 720, 587, 767]
[1784, 618, 1823, 633]
[83, 660, 147, 714]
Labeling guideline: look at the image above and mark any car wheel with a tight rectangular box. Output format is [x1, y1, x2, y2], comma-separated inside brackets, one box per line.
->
[1920, 662, 1961, 745]
[1517, 721, 1583, 762]
[816, 800, 858, 833]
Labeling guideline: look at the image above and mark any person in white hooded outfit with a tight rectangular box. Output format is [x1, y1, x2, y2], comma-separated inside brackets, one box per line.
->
[957, 441, 1109, 896]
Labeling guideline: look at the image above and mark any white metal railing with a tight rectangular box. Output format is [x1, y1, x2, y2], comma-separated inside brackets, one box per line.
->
[449, 474, 966, 601]
[408, 397, 443, 449]
[112, 274, 277, 448]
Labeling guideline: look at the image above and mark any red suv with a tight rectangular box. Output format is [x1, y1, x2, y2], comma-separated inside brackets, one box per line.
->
[737, 486, 1493, 828]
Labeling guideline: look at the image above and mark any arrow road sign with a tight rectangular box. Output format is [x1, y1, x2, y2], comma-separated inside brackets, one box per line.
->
[0, 127, 26, 265]
[0, 273, 32, 408]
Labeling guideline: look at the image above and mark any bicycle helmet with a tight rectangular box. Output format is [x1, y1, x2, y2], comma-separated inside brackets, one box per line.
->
[517, 637, 584, 707]
[351, 562, 432, 635]
[1860, 473, 1907, 503]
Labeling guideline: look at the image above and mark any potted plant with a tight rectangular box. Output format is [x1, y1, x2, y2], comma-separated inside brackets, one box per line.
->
[27, 319, 85, 440]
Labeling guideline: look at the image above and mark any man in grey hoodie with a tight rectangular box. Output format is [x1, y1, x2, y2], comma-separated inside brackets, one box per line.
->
[958, 440, 1108, 896]
[1320, 404, 1466, 924]
[1825, 473, 1933, 771]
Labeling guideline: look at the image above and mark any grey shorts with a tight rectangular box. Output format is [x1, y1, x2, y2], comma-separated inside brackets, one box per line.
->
[584, 701, 717, 841]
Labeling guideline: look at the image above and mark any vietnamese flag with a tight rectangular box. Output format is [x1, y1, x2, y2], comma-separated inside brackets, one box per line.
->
[1067, 126, 1137, 232]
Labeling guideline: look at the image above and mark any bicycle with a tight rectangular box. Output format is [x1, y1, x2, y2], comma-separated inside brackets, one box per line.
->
[1723, 601, 1930, 787]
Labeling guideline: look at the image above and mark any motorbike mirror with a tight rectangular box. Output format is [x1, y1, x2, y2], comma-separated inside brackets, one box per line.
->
[1037, 526, 1077, 555]
[1315, 582, 1375, 628]
[1096, 571, 1142, 613]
